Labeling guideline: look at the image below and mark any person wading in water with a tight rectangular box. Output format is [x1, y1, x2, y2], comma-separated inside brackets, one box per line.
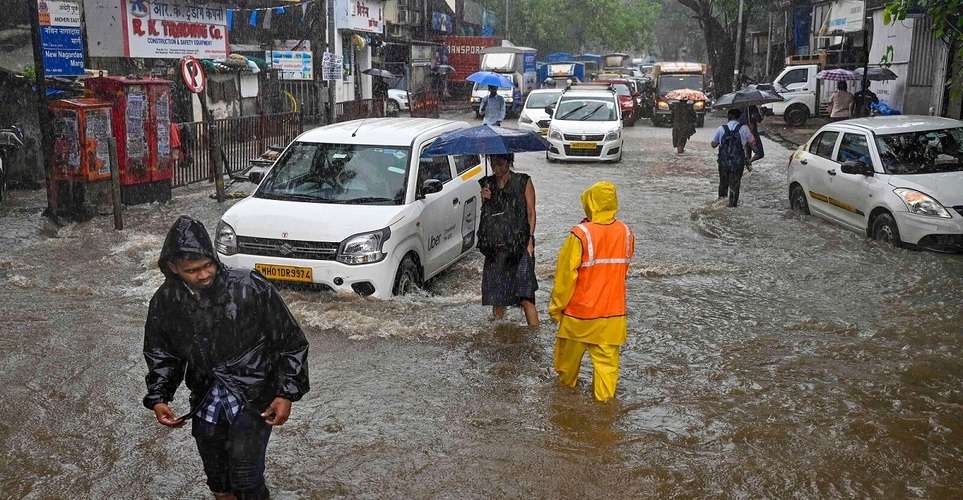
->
[478, 153, 539, 327]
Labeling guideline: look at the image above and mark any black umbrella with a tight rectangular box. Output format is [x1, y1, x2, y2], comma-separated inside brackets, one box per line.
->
[713, 88, 784, 109]
[362, 68, 398, 79]
[855, 67, 898, 81]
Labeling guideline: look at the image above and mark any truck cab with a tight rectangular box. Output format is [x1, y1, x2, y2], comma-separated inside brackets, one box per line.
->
[470, 46, 538, 118]
[650, 62, 707, 127]
[762, 64, 828, 127]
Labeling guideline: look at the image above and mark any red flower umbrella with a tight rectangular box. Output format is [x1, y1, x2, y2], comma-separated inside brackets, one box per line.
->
[664, 88, 707, 101]
[816, 69, 860, 81]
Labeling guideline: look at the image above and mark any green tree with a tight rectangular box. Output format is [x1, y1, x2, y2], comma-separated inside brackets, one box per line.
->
[883, 0, 962, 96]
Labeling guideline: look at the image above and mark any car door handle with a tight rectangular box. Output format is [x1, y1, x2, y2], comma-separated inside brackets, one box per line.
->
[452, 197, 460, 206]
[827, 170, 836, 176]
[800, 159, 808, 165]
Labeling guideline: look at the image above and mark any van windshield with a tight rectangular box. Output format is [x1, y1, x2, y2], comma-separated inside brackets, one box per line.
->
[555, 98, 617, 121]
[256, 142, 410, 205]
[658, 74, 704, 94]
[876, 128, 963, 174]
[526, 92, 562, 108]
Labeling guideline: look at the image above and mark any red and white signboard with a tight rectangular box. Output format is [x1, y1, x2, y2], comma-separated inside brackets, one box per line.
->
[335, 0, 384, 34]
[121, 0, 229, 59]
[179, 56, 206, 93]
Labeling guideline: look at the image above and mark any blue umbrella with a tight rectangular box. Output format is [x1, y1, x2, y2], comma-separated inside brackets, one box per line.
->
[423, 124, 550, 157]
[466, 71, 513, 89]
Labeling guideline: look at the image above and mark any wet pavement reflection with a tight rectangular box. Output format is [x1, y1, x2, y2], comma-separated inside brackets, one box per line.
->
[1, 114, 962, 498]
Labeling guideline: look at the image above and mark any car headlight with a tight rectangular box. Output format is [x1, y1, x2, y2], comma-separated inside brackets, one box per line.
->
[658, 100, 669, 110]
[337, 228, 391, 265]
[505, 97, 514, 103]
[519, 114, 533, 124]
[470, 97, 480, 103]
[215, 220, 237, 256]
[604, 129, 620, 141]
[549, 129, 563, 141]
[893, 188, 951, 218]
[693, 101, 705, 110]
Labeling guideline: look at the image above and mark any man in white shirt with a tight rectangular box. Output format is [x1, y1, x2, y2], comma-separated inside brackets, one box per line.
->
[711, 108, 757, 207]
[480, 85, 506, 126]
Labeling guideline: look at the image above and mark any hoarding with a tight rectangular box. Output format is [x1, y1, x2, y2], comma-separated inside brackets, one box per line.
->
[335, 0, 384, 34]
[268, 50, 314, 81]
[122, 0, 229, 59]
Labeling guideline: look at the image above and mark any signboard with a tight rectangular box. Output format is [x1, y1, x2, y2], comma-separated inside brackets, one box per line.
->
[321, 52, 343, 81]
[824, 0, 865, 34]
[523, 52, 537, 73]
[335, 0, 384, 34]
[38, 0, 85, 76]
[179, 55, 206, 93]
[122, 0, 229, 59]
[268, 51, 314, 80]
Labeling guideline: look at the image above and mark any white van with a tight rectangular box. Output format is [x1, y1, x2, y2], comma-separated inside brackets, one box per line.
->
[545, 86, 624, 162]
[215, 118, 484, 298]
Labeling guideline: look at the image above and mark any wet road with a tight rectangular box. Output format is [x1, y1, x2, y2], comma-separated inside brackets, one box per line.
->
[2, 114, 962, 498]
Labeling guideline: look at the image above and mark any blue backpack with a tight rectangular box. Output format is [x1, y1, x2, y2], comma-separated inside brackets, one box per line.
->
[718, 123, 747, 170]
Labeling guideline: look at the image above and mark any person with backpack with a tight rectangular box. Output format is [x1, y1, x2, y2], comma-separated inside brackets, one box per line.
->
[711, 108, 756, 208]
[478, 153, 539, 327]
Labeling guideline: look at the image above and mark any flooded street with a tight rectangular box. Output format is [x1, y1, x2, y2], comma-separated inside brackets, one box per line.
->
[2, 114, 963, 498]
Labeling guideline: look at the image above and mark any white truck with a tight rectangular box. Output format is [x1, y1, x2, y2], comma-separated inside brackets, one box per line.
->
[762, 62, 861, 127]
[471, 46, 538, 118]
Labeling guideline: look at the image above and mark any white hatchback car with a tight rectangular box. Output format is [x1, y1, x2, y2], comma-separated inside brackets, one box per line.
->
[788, 116, 963, 252]
[517, 88, 563, 136]
[216, 118, 485, 297]
[545, 86, 624, 162]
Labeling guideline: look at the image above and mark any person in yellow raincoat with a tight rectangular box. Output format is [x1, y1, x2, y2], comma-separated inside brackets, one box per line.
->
[549, 181, 634, 402]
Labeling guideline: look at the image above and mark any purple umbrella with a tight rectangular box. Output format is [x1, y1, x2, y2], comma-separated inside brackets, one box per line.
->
[816, 69, 860, 81]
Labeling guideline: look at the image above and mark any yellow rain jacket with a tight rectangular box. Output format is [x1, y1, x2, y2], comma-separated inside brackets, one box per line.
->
[549, 181, 634, 346]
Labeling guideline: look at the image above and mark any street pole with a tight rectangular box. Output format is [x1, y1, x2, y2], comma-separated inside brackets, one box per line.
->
[27, 0, 56, 216]
[504, 0, 509, 39]
[733, 0, 745, 91]
[327, 0, 337, 124]
[765, 12, 773, 79]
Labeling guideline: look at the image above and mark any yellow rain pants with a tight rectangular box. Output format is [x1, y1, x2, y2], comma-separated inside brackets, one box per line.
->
[553, 337, 621, 402]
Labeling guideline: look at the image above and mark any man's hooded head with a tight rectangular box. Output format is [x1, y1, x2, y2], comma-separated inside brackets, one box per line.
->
[158, 216, 220, 290]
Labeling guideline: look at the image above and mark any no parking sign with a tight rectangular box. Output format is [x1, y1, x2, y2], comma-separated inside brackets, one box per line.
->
[179, 56, 207, 94]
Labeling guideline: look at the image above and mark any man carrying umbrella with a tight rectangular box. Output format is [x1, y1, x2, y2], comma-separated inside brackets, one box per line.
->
[480, 85, 507, 126]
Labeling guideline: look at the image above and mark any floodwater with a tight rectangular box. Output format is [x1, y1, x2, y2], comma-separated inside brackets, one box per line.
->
[1, 115, 962, 498]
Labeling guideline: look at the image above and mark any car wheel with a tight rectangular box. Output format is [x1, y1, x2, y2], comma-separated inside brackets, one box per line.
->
[386, 100, 400, 117]
[546, 152, 556, 163]
[872, 213, 902, 248]
[789, 184, 810, 215]
[784, 105, 809, 127]
[392, 254, 422, 296]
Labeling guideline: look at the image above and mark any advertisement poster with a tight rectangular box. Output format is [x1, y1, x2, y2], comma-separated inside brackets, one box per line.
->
[268, 51, 314, 81]
[156, 93, 171, 157]
[126, 92, 147, 162]
[122, 0, 229, 59]
[53, 110, 81, 172]
[38, 0, 86, 76]
[85, 109, 112, 176]
[322, 52, 343, 81]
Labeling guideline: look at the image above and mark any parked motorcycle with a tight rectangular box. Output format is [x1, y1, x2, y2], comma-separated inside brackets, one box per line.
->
[0, 126, 25, 203]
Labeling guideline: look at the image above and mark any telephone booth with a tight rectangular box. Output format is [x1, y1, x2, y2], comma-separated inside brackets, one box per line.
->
[49, 98, 114, 182]
[48, 98, 115, 219]
[85, 76, 174, 204]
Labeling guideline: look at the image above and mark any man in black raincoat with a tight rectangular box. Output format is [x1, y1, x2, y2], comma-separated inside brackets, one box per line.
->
[143, 216, 309, 500]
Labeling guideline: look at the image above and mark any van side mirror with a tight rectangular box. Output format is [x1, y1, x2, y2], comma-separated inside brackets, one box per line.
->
[421, 178, 444, 196]
[841, 160, 873, 176]
[544, 105, 555, 116]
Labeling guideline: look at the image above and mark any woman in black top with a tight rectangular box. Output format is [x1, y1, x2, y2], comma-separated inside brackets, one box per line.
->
[478, 154, 539, 327]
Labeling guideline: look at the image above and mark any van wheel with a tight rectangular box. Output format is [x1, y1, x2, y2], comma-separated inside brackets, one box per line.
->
[784, 105, 809, 127]
[872, 213, 902, 248]
[789, 184, 810, 215]
[392, 254, 422, 295]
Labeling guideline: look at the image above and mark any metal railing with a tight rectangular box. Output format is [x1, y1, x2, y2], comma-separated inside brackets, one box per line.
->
[172, 112, 302, 187]
[334, 98, 386, 123]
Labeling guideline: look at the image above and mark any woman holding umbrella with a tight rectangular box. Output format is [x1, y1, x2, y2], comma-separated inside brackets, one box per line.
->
[479, 153, 539, 326]
[829, 81, 855, 122]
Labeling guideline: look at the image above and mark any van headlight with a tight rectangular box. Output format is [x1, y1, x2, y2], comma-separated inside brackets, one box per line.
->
[658, 100, 669, 110]
[694, 101, 705, 110]
[215, 221, 237, 255]
[893, 188, 951, 218]
[470, 97, 480, 103]
[337, 228, 391, 265]
[604, 129, 621, 141]
[549, 129, 563, 141]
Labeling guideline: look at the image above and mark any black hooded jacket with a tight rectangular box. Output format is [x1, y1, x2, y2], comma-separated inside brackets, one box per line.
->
[143, 216, 309, 414]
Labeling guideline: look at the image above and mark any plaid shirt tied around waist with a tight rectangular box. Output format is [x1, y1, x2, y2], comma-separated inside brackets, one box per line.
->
[196, 381, 241, 424]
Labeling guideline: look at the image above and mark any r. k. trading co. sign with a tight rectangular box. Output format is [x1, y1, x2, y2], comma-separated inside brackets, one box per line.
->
[122, 0, 228, 59]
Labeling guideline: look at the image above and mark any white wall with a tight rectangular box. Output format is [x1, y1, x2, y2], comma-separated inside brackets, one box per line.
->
[334, 31, 373, 103]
